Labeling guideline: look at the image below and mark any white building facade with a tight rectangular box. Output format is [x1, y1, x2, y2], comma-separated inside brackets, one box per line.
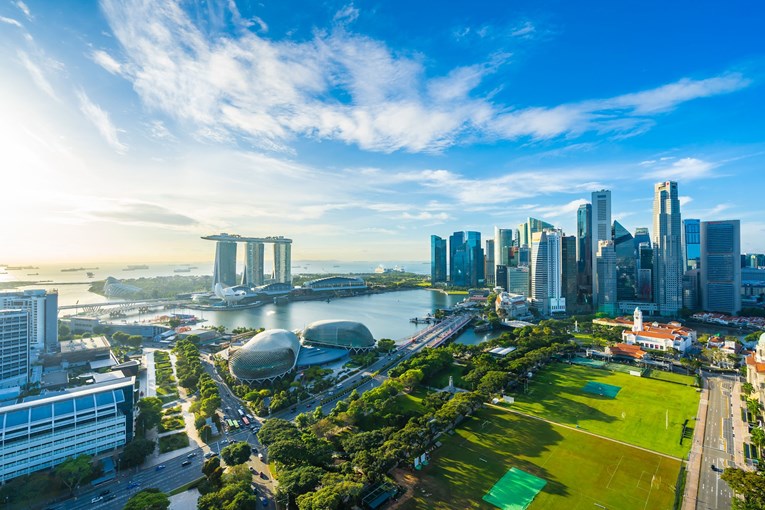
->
[0, 290, 58, 356]
[0, 310, 30, 389]
[621, 307, 694, 353]
[0, 376, 135, 483]
[531, 230, 566, 315]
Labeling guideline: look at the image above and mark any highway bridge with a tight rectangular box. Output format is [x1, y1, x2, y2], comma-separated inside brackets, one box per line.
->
[58, 298, 191, 315]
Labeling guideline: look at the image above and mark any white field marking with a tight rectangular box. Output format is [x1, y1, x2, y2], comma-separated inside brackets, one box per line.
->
[606, 455, 624, 490]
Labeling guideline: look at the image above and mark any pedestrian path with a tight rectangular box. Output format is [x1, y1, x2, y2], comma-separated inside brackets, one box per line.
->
[681, 378, 708, 510]
[731, 378, 750, 470]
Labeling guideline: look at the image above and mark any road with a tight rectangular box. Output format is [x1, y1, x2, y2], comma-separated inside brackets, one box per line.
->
[696, 374, 734, 510]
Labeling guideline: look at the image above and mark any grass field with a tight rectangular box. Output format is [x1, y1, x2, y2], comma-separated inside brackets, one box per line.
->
[401, 406, 681, 510]
[508, 362, 699, 457]
[644, 369, 697, 386]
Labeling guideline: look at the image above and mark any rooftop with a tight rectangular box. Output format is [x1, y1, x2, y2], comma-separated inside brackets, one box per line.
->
[59, 335, 111, 353]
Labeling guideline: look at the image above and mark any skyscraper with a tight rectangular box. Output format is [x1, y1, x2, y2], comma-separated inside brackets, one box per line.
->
[507, 266, 530, 297]
[531, 230, 565, 315]
[637, 242, 654, 302]
[495, 265, 508, 291]
[449, 231, 465, 285]
[430, 235, 447, 284]
[612, 221, 636, 301]
[591, 190, 612, 307]
[518, 217, 555, 247]
[244, 242, 265, 286]
[273, 241, 292, 284]
[465, 231, 484, 287]
[576, 203, 593, 309]
[494, 227, 513, 282]
[0, 290, 58, 357]
[682, 219, 701, 271]
[653, 181, 683, 316]
[561, 235, 578, 314]
[595, 240, 617, 315]
[213, 240, 238, 290]
[700, 220, 741, 315]
[484, 239, 495, 286]
[0, 309, 29, 388]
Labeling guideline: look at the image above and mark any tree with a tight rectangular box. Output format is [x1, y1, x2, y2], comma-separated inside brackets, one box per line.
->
[221, 442, 252, 466]
[199, 424, 212, 443]
[267, 439, 309, 466]
[119, 438, 156, 468]
[124, 488, 170, 510]
[752, 427, 765, 458]
[747, 399, 762, 421]
[377, 338, 396, 353]
[278, 465, 326, 496]
[54, 454, 93, 495]
[136, 397, 163, 434]
[743, 382, 755, 397]
[398, 369, 424, 391]
[257, 418, 301, 446]
[721, 467, 765, 509]
[222, 464, 253, 487]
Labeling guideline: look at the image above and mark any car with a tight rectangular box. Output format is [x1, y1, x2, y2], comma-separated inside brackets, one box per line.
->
[711, 464, 723, 472]
[155, 464, 166, 471]
[182, 460, 192, 467]
[90, 496, 103, 504]
[220, 439, 229, 445]
[99, 489, 111, 496]
[127, 481, 140, 489]
[260, 496, 269, 507]
[187, 452, 197, 458]
[253, 447, 259, 454]
[259, 471, 268, 480]
[249, 466, 256, 473]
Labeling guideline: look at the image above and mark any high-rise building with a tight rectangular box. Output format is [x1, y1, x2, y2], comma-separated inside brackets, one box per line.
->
[530, 230, 565, 315]
[449, 231, 465, 285]
[0, 310, 29, 388]
[273, 241, 292, 284]
[495, 265, 508, 291]
[653, 181, 683, 316]
[595, 240, 617, 315]
[0, 376, 135, 483]
[494, 227, 513, 282]
[591, 190, 612, 307]
[430, 235, 447, 284]
[0, 290, 58, 356]
[682, 219, 701, 271]
[682, 269, 700, 311]
[518, 218, 555, 247]
[507, 266, 530, 297]
[576, 203, 593, 309]
[465, 231, 484, 287]
[561, 235, 578, 314]
[212, 240, 238, 290]
[484, 239, 495, 286]
[517, 246, 531, 266]
[700, 220, 741, 315]
[244, 242, 265, 286]
[612, 221, 637, 301]
[637, 242, 653, 302]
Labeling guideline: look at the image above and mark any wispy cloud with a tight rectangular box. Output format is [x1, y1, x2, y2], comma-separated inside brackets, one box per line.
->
[98, 0, 750, 155]
[18, 50, 57, 100]
[91, 202, 198, 227]
[91, 50, 122, 75]
[511, 21, 535, 38]
[1, 16, 22, 27]
[679, 195, 693, 207]
[641, 157, 716, 181]
[15, 1, 32, 20]
[76, 90, 127, 153]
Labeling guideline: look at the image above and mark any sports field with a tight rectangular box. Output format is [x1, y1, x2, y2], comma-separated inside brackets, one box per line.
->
[400, 406, 681, 510]
[509, 362, 699, 457]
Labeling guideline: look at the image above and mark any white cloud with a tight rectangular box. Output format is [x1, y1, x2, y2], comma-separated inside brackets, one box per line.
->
[641, 157, 716, 181]
[1, 16, 22, 27]
[96, 0, 750, 155]
[18, 50, 56, 100]
[76, 90, 128, 153]
[511, 21, 535, 38]
[679, 196, 693, 207]
[91, 50, 122, 74]
[15, 1, 32, 20]
[400, 211, 450, 221]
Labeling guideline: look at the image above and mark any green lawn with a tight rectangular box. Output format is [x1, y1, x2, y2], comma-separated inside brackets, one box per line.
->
[644, 369, 697, 386]
[402, 406, 681, 510]
[159, 432, 190, 453]
[508, 362, 699, 457]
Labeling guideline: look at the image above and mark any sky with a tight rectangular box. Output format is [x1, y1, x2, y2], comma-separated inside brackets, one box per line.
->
[1, 0, 764, 265]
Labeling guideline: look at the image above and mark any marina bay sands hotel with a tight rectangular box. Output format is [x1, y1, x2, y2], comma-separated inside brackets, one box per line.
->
[202, 233, 292, 290]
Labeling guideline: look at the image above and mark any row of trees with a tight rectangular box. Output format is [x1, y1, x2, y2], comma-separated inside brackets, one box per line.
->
[197, 452, 259, 510]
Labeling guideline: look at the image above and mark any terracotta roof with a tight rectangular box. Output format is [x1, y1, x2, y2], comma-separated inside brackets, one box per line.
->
[746, 354, 765, 374]
[608, 343, 646, 359]
[625, 330, 677, 341]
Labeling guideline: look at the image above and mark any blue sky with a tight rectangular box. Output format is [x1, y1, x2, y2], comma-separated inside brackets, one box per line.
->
[1, 0, 764, 264]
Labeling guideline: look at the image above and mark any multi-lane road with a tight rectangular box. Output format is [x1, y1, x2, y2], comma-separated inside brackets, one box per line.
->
[696, 374, 735, 510]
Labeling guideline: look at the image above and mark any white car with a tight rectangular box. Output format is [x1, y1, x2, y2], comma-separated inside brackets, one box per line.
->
[91, 496, 104, 504]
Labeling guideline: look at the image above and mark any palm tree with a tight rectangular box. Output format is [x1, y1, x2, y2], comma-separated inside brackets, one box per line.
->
[751, 427, 765, 459]
[742, 382, 755, 397]
[747, 398, 762, 423]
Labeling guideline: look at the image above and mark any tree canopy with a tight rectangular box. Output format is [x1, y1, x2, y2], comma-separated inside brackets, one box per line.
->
[124, 488, 170, 510]
[54, 454, 93, 494]
[220, 442, 252, 466]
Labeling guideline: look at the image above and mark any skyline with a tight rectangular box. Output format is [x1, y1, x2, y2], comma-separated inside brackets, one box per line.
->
[2, 1, 765, 264]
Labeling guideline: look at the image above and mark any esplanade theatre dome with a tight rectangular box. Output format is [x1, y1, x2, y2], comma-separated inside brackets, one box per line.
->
[301, 320, 375, 351]
[229, 329, 300, 383]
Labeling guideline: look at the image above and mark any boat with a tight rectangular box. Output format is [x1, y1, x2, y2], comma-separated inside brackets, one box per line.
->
[86, 272, 95, 278]
[123, 265, 149, 271]
[6, 265, 38, 270]
[27, 273, 39, 276]
[173, 268, 191, 273]
[61, 267, 86, 272]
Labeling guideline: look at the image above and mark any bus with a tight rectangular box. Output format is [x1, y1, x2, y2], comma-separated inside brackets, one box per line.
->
[242, 416, 250, 426]
[237, 409, 245, 417]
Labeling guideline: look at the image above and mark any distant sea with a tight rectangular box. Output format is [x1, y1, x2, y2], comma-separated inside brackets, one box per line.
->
[0, 260, 429, 307]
